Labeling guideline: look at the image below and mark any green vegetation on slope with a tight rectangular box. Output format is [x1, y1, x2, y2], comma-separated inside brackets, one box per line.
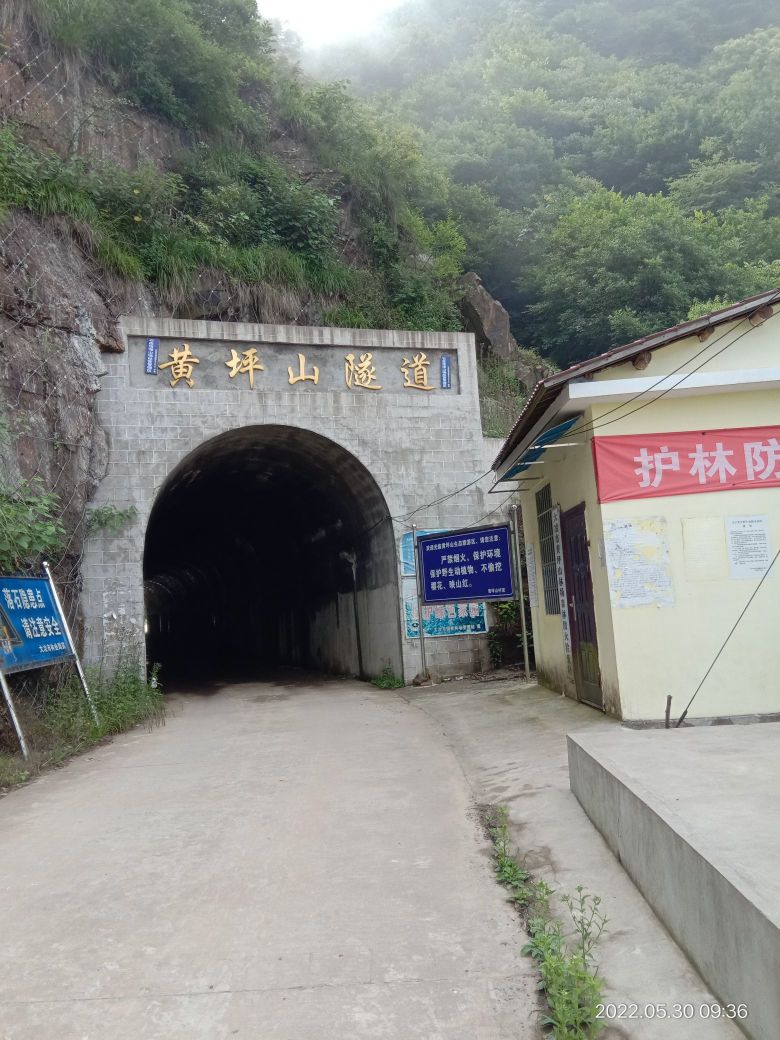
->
[3, 1, 468, 332]
[11, 0, 780, 369]
[320, 0, 780, 363]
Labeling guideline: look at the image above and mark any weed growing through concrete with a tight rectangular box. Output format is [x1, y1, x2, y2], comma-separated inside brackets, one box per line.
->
[371, 666, 406, 689]
[485, 806, 607, 1039]
[86, 504, 138, 535]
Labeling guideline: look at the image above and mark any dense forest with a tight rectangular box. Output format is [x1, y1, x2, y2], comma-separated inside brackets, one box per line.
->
[319, 0, 780, 363]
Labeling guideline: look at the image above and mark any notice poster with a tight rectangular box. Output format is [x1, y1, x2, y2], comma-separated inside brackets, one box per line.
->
[400, 530, 438, 576]
[402, 578, 488, 639]
[525, 543, 539, 609]
[603, 518, 675, 608]
[726, 516, 772, 579]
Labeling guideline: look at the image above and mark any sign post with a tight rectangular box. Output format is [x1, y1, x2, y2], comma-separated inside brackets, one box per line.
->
[0, 568, 99, 757]
[511, 505, 531, 682]
[43, 562, 99, 726]
[411, 524, 429, 681]
[0, 669, 29, 760]
[551, 505, 574, 681]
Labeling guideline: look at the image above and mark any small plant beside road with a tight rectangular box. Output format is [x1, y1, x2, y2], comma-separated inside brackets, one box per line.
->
[486, 806, 607, 1039]
[0, 662, 164, 791]
[371, 666, 405, 689]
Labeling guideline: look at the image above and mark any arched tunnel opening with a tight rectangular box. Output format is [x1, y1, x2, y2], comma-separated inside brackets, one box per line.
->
[143, 425, 403, 685]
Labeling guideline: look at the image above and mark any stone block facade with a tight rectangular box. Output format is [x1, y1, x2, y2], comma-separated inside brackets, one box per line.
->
[81, 318, 505, 682]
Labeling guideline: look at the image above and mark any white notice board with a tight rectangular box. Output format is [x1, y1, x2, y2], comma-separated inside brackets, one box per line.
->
[727, 516, 772, 579]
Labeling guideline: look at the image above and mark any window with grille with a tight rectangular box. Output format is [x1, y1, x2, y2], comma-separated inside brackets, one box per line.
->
[535, 484, 561, 615]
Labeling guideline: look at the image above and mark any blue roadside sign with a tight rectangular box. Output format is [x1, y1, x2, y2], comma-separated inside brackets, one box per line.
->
[417, 524, 514, 604]
[440, 354, 452, 389]
[0, 577, 73, 674]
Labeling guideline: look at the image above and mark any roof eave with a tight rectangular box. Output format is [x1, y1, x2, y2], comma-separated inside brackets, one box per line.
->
[492, 287, 780, 469]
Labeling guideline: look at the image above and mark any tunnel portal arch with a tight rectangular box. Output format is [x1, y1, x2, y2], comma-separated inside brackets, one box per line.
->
[82, 319, 492, 684]
[143, 424, 402, 682]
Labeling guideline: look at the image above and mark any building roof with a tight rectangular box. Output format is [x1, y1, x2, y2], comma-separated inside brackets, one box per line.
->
[493, 288, 780, 470]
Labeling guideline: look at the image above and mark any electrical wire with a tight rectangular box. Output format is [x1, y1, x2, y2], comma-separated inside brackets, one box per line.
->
[504, 292, 780, 467]
[581, 306, 778, 438]
[401, 468, 493, 522]
[466, 494, 516, 529]
[675, 546, 780, 726]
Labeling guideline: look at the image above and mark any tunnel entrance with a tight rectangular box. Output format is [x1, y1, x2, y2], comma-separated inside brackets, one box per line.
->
[143, 425, 402, 685]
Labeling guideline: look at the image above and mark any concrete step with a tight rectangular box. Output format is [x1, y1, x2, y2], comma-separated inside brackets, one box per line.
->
[567, 723, 780, 1040]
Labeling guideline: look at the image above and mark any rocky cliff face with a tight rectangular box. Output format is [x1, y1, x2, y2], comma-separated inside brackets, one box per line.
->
[0, 208, 129, 614]
[459, 271, 551, 393]
[0, 19, 183, 613]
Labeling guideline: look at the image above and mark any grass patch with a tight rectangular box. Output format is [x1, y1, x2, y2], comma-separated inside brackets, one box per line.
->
[0, 661, 165, 791]
[485, 806, 607, 1039]
[477, 356, 529, 439]
[371, 666, 406, 689]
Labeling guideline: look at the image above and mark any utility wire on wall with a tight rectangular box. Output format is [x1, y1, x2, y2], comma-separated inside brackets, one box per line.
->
[675, 547, 780, 727]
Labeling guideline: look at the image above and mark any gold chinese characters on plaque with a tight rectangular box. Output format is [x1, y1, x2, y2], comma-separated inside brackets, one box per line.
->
[344, 352, 381, 390]
[157, 345, 448, 393]
[225, 347, 264, 388]
[159, 344, 200, 388]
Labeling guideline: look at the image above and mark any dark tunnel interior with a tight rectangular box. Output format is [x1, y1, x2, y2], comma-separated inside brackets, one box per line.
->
[143, 425, 402, 686]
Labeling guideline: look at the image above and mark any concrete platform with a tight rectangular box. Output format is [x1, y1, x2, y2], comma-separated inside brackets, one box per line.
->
[568, 723, 780, 1040]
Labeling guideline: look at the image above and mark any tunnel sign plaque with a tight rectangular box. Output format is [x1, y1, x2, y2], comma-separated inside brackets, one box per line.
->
[417, 525, 514, 604]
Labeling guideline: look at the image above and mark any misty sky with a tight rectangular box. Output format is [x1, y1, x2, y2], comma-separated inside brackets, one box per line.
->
[259, 0, 402, 46]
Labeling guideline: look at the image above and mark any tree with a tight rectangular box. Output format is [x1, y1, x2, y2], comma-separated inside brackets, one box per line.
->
[525, 188, 754, 364]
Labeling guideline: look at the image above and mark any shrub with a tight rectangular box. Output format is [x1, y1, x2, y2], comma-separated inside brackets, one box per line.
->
[371, 666, 406, 689]
[0, 481, 65, 573]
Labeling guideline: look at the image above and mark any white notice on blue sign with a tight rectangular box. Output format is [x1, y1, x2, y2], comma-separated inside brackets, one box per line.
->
[440, 354, 452, 389]
[417, 525, 514, 602]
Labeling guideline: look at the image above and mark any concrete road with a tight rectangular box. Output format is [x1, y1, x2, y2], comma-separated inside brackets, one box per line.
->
[406, 678, 744, 1040]
[0, 677, 539, 1040]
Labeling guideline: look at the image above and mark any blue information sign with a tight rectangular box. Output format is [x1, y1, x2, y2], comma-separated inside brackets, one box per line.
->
[144, 337, 160, 375]
[440, 354, 452, 389]
[0, 577, 73, 674]
[417, 525, 514, 603]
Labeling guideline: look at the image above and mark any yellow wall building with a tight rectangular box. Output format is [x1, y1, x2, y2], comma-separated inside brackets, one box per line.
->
[493, 290, 780, 724]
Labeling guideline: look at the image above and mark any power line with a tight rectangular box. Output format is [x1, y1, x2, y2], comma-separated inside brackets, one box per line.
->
[401, 469, 493, 522]
[502, 294, 780, 471]
[467, 494, 515, 529]
[675, 546, 780, 727]
[560, 296, 780, 444]
[585, 311, 777, 438]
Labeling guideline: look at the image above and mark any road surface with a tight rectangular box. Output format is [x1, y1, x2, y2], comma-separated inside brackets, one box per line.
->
[0, 676, 538, 1040]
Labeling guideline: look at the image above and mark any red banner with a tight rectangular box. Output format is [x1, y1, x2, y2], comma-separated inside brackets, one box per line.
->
[592, 425, 780, 503]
